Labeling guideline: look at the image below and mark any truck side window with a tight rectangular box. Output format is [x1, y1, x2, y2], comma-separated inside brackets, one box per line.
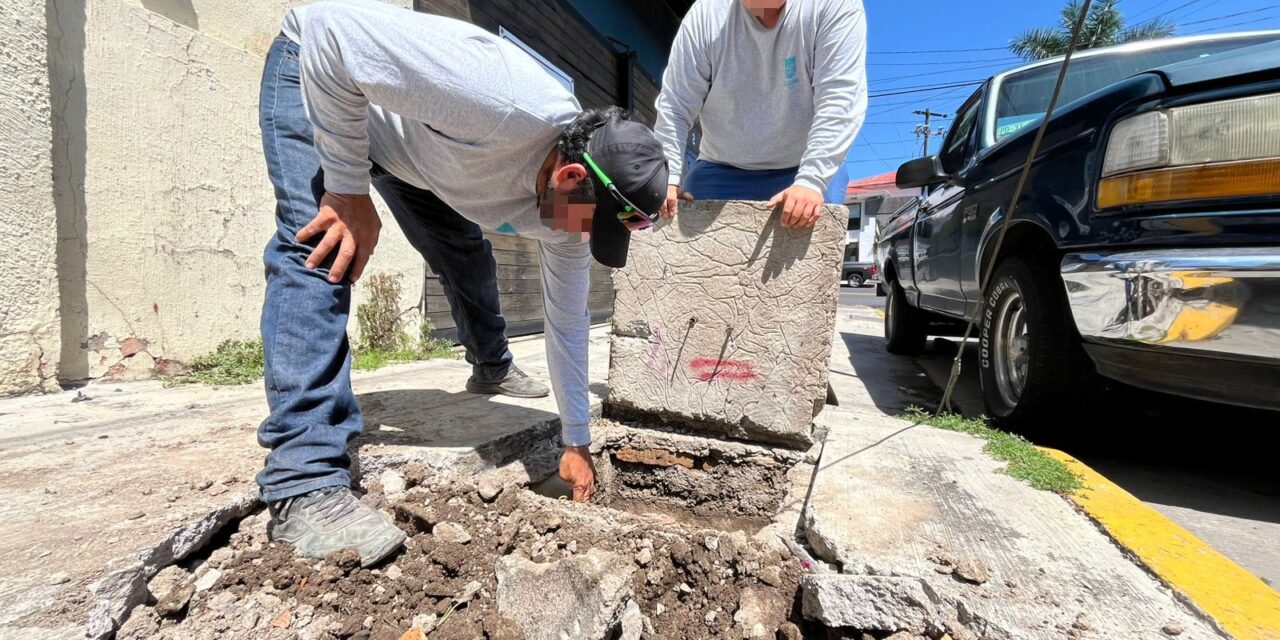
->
[940, 99, 980, 175]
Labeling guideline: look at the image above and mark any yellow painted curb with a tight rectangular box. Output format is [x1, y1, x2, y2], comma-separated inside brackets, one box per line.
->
[1042, 447, 1280, 640]
[874, 308, 886, 319]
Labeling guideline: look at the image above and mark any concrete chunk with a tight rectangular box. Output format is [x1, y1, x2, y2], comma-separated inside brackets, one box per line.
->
[607, 201, 844, 447]
[801, 575, 942, 634]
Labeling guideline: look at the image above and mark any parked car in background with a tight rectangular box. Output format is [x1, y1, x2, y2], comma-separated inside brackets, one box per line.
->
[876, 32, 1280, 428]
[842, 261, 877, 287]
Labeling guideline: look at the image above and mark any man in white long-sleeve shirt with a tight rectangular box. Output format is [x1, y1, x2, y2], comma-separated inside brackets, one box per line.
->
[655, 0, 867, 227]
[256, 0, 667, 566]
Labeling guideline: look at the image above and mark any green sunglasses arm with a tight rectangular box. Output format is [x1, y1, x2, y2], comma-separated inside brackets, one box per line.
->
[581, 152, 614, 188]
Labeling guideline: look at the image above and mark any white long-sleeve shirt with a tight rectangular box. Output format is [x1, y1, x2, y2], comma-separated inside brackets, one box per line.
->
[654, 0, 868, 194]
[281, 0, 594, 445]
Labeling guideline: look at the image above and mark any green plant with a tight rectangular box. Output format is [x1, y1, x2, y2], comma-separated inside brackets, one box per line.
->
[1010, 0, 1175, 61]
[351, 273, 456, 371]
[903, 406, 1081, 494]
[356, 273, 407, 353]
[172, 339, 265, 386]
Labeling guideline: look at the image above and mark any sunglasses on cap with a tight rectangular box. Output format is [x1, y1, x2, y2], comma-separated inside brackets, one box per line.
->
[582, 152, 658, 231]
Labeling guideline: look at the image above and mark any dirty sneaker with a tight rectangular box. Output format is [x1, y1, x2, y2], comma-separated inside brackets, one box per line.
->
[268, 487, 406, 567]
[465, 365, 550, 398]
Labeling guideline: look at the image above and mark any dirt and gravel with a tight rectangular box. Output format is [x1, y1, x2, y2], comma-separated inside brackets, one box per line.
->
[117, 462, 812, 640]
[107, 416, 957, 640]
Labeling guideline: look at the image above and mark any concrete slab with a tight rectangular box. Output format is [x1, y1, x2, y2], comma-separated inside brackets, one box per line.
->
[801, 312, 1225, 638]
[608, 200, 845, 448]
[0, 328, 608, 639]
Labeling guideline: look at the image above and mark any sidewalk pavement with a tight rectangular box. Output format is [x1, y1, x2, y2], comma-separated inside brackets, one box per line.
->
[0, 327, 610, 640]
[801, 307, 1224, 639]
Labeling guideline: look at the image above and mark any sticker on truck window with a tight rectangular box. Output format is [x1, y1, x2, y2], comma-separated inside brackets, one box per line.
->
[996, 114, 1043, 139]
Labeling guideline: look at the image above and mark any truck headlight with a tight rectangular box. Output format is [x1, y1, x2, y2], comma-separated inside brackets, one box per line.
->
[1097, 93, 1280, 208]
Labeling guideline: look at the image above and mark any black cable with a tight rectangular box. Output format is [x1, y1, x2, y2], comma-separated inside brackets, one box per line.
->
[871, 46, 1007, 55]
[870, 80, 985, 99]
[935, 0, 1096, 416]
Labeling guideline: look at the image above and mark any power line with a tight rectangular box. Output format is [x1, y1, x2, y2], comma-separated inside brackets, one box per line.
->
[867, 86, 975, 113]
[1133, 0, 1210, 27]
[1175, 5, 1279, 27]
[1129, 0, 1180, 22]
[869, 80, 984, 99]
[870, 46, 1007, 55]
[874, 60, 1020, 83]
[1185, 17, 1280, 34]
[868, 57, 1020, 67]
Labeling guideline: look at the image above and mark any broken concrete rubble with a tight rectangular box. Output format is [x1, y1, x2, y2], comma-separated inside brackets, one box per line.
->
[117, 470, 807, 639]
[608, 200, 845, 448]
[495, 549, 635, 640]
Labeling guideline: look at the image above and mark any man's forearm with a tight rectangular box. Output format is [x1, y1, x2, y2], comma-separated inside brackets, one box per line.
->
[537, 241, 593, 447]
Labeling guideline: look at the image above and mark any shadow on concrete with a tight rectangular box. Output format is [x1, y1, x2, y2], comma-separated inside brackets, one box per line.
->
[47, 0, 89, 385]
[839, 330, 949, 415]
[354, 387, 560, 453]
[747, 211, 813, 285]
[140, 0, 199, 30]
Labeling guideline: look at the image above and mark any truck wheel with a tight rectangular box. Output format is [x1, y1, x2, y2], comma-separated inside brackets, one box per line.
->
[885, 280, 927, 355]
[978, 257, 1090, 429]
[849, 273, 865, 287]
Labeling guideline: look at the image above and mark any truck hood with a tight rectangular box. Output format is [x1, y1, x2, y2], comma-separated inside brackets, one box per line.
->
[1155, 39, 1280, 88]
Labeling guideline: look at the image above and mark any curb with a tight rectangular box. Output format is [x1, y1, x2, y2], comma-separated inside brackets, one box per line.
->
[1042, 448, 1280, 640]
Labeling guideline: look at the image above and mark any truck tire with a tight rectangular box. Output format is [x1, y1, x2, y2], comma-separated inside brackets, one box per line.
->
[885, 280, 927, 355]
[978, 256, 1092, 429]
[849, 273, 865, 288]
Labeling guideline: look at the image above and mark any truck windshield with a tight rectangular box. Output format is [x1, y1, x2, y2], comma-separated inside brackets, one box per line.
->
[992, 34, 1280, 141]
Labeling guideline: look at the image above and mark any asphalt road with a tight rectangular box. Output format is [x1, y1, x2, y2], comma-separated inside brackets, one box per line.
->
[837, 299, 1280, 589]
[838, 282, 884, 309]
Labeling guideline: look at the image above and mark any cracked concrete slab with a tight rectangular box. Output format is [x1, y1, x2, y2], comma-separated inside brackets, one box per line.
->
[799, 309, 1226, 639]
[0, 329, 608, 639]
[608, 200, 845, 448]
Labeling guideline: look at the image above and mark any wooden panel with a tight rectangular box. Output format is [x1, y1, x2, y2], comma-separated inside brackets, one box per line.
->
[425, 291, 615, 331]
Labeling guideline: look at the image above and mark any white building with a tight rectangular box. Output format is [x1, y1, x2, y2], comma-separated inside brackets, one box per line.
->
[843, 171, 920, 264]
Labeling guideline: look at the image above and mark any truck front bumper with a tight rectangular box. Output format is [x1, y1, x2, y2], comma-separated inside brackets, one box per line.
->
[1060, 248, 1280, 410]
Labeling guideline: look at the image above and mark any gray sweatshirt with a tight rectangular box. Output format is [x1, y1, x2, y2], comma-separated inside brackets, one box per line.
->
[654, 0, 868, 194]
[281, 0, 594, 446]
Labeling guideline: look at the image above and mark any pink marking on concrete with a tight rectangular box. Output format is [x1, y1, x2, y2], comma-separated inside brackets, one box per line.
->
[689, 357, 757, 382]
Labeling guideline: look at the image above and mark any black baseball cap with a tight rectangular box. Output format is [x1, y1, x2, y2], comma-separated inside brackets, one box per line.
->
[583, 115, 668, 268]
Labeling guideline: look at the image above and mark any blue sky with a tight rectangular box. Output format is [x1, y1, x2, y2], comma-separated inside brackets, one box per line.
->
[844, 0, 1280, 181]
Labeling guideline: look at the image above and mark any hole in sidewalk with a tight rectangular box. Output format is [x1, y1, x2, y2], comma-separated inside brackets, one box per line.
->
[529, 429, 794, 535]
[117, 420, 821, 639]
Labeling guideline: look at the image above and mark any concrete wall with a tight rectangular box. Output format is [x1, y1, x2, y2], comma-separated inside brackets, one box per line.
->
[46, 0, 425, 383]
[0, 0, 61, 394]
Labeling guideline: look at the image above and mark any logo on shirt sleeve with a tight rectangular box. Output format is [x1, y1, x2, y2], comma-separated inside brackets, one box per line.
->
[784, 56, 799, 90]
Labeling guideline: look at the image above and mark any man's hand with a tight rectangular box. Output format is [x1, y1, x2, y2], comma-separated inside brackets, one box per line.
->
[559, 445, 596, 502]
[767, 184, 825, 229]
[296, 192, 382, 284]
[660, 185, 695, 220]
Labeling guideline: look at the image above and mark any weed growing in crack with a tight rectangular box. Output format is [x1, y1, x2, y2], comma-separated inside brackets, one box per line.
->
[903, 406, 1081, 494]
[352, 272, 457, 371]
[170, 273, 456, 385]
[167, 339, 265, 386]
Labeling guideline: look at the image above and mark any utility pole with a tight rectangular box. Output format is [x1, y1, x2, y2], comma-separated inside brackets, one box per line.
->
[913, 109, 949, 156]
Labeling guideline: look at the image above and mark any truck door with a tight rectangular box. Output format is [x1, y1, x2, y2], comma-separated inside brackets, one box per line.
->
[912, 94, 982, 317]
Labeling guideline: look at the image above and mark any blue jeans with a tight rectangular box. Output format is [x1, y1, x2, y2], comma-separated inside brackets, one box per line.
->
[256, 36, 512, 502]
[683, 158, 849, 204]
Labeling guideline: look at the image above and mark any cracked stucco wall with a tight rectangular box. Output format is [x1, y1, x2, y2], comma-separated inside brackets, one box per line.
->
[0, 0, 61, 395]
[44, 0, 423, 385]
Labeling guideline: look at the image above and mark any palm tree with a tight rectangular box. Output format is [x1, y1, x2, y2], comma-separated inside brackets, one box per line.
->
[1010, 0, 1176, 61]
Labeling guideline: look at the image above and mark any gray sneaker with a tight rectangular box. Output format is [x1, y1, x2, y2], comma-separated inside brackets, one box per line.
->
[268, 487, 406, 567]
[466, 365, 549, 398]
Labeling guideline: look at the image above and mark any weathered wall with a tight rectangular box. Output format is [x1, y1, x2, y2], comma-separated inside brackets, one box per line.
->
[51, 0, 424, 383]
[607, 201, 846, 448]
[0, 0, 61, 394]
